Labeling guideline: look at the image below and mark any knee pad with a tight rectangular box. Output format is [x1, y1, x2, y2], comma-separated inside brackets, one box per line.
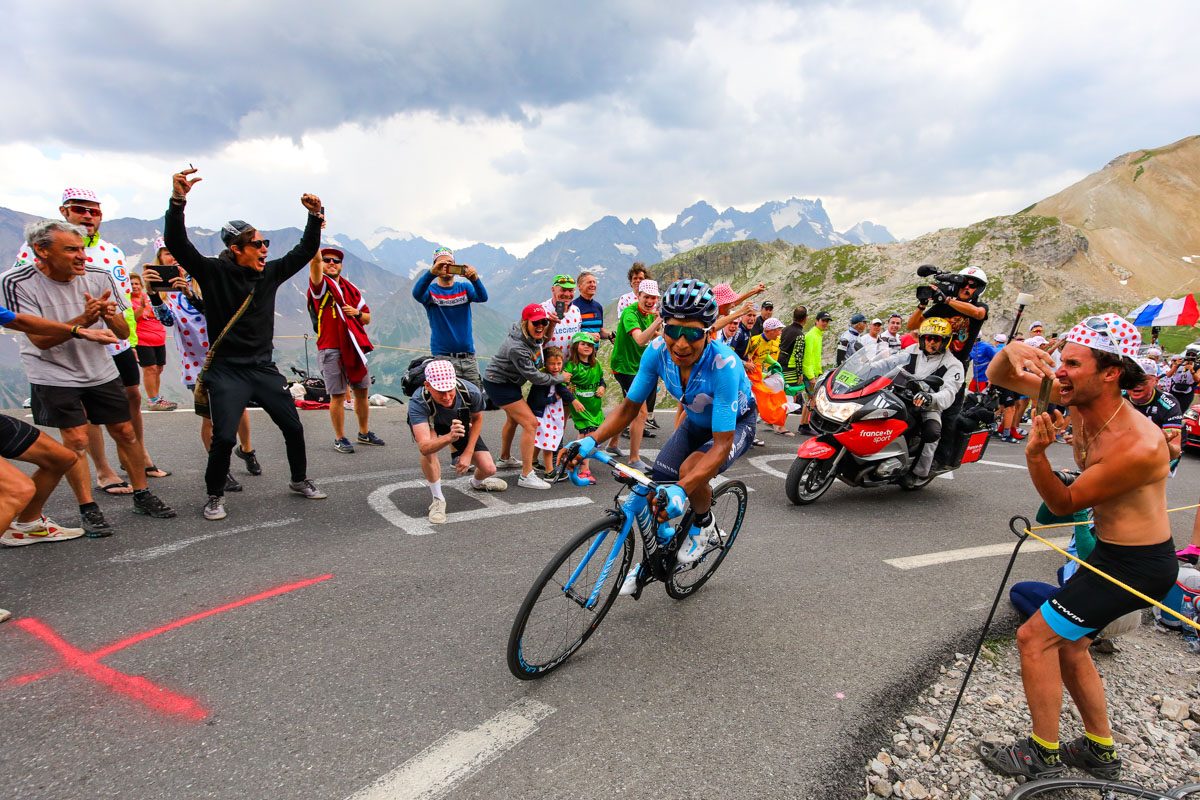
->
[921, 418, 941, 442]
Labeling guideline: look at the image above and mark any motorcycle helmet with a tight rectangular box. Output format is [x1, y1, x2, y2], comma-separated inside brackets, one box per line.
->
[958, 265, 988, 295]
[918, 317, 952, 355]
[660, 279, 719, 327]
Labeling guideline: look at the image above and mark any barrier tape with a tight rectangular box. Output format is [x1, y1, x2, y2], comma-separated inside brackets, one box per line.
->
[1020, 504, 1200, 632]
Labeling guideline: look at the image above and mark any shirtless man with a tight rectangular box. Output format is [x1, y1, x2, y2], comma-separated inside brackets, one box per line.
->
[982, 313, 1177, 782]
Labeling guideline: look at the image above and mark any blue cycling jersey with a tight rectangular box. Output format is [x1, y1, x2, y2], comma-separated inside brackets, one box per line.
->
[625, 336, 754, 432]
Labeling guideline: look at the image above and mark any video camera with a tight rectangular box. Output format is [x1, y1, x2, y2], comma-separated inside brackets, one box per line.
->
[915, 264, 970, 304]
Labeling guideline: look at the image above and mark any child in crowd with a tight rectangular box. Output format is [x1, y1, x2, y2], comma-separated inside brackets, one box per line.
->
[528, 346, 576, 477]
[564, 332, 606, 484]
[130, 272, 176, 411]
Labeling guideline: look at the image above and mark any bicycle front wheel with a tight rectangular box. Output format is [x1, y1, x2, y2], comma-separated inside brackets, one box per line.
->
[507, 517, 634, 680]
[666, 479, 748, 599]
[1005, 776, 1183, 799]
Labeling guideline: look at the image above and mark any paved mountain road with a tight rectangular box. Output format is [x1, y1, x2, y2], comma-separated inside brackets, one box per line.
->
[2, 407, 1197, 799]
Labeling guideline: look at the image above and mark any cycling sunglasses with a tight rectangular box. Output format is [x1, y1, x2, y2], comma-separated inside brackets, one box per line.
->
[243, 239, 270, 249]
[663, 323, 709, 343]
[322, 257, 342, 264]
[65, 205, 102, 217]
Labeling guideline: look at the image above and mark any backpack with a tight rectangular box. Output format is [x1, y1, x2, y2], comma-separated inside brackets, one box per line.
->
[401, 355, 440, 397]
[307, 295, 320, 334]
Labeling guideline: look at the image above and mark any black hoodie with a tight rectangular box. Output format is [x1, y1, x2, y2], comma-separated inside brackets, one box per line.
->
[164, 198, 320, 364]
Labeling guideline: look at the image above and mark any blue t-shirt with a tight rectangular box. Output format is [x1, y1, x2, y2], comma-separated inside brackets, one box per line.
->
[411, 271, 488, 355]
[970, 340, 997, 382]
[625, 337, 754, 432]
[0, 304, 15, 327]
[572, 296, 604, 336]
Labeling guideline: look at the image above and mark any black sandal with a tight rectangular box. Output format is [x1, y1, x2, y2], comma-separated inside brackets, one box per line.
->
[1060, 735, 1122, 780]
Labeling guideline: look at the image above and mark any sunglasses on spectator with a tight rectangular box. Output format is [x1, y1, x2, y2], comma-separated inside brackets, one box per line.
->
[322, 257, 342, 264]
[529, 319, 550, 328]
[65, 205, 102, 217]
[242, 239, 269, 249]
[663, 324, 709, 343]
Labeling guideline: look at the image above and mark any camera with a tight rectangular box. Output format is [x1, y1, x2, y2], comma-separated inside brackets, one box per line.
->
[914, 264, 969, 304]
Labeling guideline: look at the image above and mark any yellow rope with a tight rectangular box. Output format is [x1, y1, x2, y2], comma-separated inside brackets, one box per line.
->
[1019, 503, 1200, 632]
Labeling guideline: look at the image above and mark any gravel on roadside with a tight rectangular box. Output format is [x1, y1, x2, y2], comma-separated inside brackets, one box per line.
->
[861, 614, 1200, 799]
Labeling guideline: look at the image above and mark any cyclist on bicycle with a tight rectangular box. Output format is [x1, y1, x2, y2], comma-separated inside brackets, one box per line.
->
[567, 279, 757, 573]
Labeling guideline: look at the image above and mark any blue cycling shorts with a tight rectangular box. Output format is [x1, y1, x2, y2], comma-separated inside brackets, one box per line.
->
[651, 407, 757, 483]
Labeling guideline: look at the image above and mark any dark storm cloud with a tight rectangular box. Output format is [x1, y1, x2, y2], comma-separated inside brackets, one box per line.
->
[1, 0, 712, 154]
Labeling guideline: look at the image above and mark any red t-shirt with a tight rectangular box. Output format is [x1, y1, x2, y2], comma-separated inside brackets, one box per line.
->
[308, 276, 369, 350]
[132, 295, 167, 347]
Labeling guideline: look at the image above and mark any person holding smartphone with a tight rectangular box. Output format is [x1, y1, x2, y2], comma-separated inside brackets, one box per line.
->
[411, 247, 488, 387]
[540, 274, 582, 351]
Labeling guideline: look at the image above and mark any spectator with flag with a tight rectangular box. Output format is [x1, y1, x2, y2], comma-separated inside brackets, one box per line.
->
[308, 245, 383, 453]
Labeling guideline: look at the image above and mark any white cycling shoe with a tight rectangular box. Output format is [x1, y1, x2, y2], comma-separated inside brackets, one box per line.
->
[618, 566, 641, 596]
[676, 521, 717, 566]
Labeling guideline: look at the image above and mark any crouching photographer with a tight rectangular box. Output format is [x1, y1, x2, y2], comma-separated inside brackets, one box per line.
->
[906, 264, 989, 469]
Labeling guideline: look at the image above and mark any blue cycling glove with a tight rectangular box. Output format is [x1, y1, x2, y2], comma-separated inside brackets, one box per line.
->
[574, 436, 597, 459]
[660, 485, 688, 519]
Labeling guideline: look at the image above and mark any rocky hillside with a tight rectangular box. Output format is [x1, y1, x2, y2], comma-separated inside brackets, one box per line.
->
[654, 135, 1200, 357]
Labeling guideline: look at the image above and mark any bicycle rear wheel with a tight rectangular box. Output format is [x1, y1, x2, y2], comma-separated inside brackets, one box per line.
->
[507, 517, 634, 679]
[1005, 776, 1184, 799]
[665, 480, 747, 599]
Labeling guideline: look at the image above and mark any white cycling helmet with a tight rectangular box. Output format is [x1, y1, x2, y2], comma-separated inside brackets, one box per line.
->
[958, 265, 988, 287]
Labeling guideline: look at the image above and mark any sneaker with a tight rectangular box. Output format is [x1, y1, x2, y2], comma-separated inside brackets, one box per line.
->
[224, 473, 243, 493]
[356, 431, 386, 446]
[1060, 735, 1122, 780]
[235, 446, 263, 476]
[80, 506, 114, 537]
[2, 517, 86, 547]
[518, 472, 552, 490]
[132, 492, 177, 518]
[333, 437, 355, 453]
[150, 398, 178, 411]
[628, 459, 651, 473]
[494, 456, 522, 470]
[579, 466, 597, 485]
[979, 737, 1064, 780]
[470, 476, 508, 492]
[1176, 544, 1200, 564]
[752, 438, 766, 447]
[1000, 434, 1018, 444]
[428, 497, 447, 524]
[645, 416, 660, 430]
[618, 565, 641, 596]
[1011, 429, 1027, 440]
[289, 479, 327, 499]
[676, 521, 717, 566]
[203, 496, 227, 521]
[604, 445, 623, 458]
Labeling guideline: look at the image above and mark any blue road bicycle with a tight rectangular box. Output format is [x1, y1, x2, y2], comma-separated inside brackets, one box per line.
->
[506, 446, 748, 680]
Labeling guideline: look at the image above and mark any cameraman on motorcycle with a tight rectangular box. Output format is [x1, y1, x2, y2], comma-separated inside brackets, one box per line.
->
[876, 318, 965, 477]
[906, 265, 988, 470]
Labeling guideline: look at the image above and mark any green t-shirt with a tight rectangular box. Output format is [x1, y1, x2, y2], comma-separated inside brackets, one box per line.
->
[564, 360, 605, 429]
[611, 304, 654, 376]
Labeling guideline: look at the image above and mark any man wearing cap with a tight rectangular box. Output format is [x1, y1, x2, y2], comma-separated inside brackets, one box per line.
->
[571, 271, 612, 343]
[799, 311, 831, 435]
[411, 247, 488, 387]
[750, 300, 775, 337]
[1128, 356, 1183, 473]
[607, 280, 663, 471]
[1, 219, 176, 531]
[11, 188, 166, 496]
[879, 313, 905, 355]
[836, 314, 867, 365]
[541, 274, 583, 351]
[308, 245, 384, 454]
[982, 313, 1177, 782]
[165, 167, 327, 520]
[857, 318, 885, 361]
[408, 359, 506, 523]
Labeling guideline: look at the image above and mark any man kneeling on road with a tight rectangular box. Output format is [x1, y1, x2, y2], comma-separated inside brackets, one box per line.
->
[981, 313, 1177, 782]
[408, 360, 506, 524]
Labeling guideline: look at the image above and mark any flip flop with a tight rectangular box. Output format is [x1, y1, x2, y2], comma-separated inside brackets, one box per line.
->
[145, 465, 172, 478]
[773, 429, 796, 437]
[98, 481, 133, 496]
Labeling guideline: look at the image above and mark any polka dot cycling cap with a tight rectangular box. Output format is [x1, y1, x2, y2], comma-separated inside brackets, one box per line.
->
[423, 359, 457, 391]
[637, 279, 660, 296]
[154, 237, 166, 250]
[1064, 313, 1140, 358]
[62, 188, 99, 204]
[762, 317, 785, 331]
[1135, 357, 1158, 375]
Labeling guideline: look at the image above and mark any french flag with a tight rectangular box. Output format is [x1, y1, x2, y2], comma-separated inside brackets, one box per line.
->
[1130, 294, 1200, 327]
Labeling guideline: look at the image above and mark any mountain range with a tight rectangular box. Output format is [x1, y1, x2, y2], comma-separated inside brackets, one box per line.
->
[0, 196, 892, 403]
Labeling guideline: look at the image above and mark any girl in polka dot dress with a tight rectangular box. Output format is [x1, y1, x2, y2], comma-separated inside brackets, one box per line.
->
[528, 346, 576, 477]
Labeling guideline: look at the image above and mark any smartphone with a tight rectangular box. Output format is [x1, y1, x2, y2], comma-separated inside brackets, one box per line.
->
[555, 300, 567, 318]
[148, 264, 181, 293]
[446, 264, 466, 275]
[1035, 376, 1054, 417]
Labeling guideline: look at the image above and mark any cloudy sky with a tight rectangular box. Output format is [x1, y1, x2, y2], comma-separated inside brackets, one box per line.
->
[2, 1, 1196, 254]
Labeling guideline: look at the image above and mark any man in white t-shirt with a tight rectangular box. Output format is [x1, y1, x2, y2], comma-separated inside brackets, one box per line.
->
[541, 274, 583, 350]
[857, 318, 885, 360]
[878, 313, 905, 355]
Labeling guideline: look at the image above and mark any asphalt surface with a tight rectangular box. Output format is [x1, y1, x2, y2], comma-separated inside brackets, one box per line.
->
[2, 405, 1198, 799]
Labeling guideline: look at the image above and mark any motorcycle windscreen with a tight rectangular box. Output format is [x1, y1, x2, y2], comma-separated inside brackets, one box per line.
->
[827, 349, 905, 400]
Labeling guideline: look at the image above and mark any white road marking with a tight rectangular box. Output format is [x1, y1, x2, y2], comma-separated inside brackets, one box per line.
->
[937, 471, 954, 480]
[885, 536, 1072, 570]
[976, 459, 1025, 470]
[369, 479, 593, 536]
[346, 699, 555, 800]
[747, 454, 793, 479]
[107, 518, 301, 563]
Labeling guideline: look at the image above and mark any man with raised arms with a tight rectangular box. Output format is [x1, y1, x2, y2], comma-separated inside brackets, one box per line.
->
[981, 313, 1177, 781]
